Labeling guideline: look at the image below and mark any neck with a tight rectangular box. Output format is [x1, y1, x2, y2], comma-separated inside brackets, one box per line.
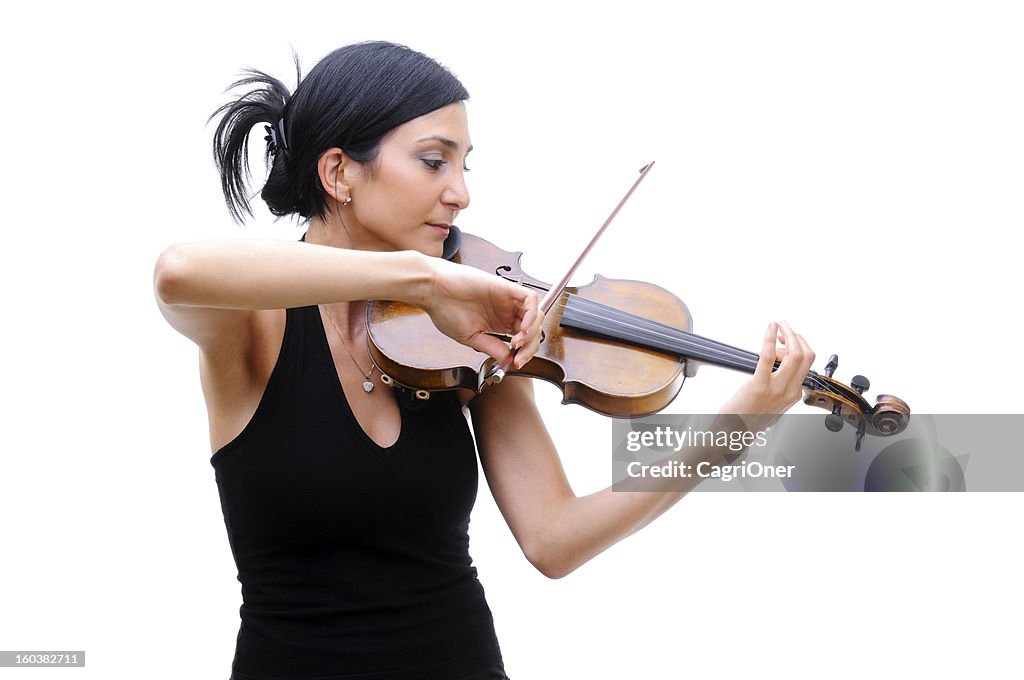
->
[306, 215, 355, 249]
[306, 211, 399, 254]
[303, 216, 368, 338]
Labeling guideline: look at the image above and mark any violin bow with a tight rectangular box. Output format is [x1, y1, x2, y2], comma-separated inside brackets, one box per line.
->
[480, 161, 657, 389]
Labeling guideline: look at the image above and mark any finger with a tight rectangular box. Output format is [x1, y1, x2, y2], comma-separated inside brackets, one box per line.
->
[511, 292, 541, 349]
[514, 346, 530, 370]
[512, 306, 543, 368]
[773, 321, 805, 380]
[753, 322, 779, 383]
[775, 322, 813, 400]
[471, 333, 518, 365]
[515, 312, 544, 369]
[792, 328, 816, 376]
[510, 308, 530, 348]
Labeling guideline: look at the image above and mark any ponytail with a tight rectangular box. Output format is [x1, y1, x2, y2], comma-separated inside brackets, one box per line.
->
[209, 56, 300, 224]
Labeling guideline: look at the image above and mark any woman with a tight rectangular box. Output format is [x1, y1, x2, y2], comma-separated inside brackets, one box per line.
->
[154, 41, 814, 680]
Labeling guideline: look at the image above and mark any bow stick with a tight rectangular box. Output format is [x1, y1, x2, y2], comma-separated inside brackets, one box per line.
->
[480, 161, 657, 389]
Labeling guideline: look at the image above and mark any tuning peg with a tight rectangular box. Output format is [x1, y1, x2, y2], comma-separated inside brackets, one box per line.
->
[825, 404, 844, 432]
[851, 374, 870, 395]
[825, 354, 839, 378]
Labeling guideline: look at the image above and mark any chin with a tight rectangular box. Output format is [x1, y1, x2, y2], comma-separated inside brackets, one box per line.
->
[422, 233, 447, 258]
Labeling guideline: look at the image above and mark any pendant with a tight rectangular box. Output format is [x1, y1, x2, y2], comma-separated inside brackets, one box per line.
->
[363, 381, 374, 393]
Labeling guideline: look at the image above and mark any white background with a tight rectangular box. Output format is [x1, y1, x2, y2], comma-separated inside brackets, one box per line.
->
[2, 1, 1022, 678]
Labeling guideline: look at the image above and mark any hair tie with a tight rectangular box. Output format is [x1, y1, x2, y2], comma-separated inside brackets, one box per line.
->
[264, 118, 289, 157]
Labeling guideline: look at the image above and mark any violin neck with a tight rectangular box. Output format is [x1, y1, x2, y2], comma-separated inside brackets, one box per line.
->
[560, 294, 817, 388]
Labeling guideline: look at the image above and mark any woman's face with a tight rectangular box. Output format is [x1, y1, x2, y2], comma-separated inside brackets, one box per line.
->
[343, 102, 472, 256]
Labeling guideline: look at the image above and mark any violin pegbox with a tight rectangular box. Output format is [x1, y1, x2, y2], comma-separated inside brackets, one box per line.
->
[802, 353, 911, 451]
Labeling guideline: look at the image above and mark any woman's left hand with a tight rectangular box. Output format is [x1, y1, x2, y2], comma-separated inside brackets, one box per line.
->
[716, 320, 816, 433]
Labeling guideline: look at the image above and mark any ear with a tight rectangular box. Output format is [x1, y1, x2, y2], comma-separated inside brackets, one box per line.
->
[317, 148, 352, 203]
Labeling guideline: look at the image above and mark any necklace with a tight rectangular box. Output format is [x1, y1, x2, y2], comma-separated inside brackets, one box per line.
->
[323, 306, 376, 393]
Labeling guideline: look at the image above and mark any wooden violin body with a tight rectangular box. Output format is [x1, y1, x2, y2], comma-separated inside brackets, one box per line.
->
[368, 231, 694, 416]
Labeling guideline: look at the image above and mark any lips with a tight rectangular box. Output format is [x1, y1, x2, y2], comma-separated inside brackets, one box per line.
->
[427, 223, 450, 234]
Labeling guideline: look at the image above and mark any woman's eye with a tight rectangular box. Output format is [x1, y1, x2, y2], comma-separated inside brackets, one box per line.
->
[422, 159, 445, 170]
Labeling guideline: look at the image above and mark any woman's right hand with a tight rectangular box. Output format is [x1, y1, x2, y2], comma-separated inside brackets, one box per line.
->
[420, 257, 543, 369]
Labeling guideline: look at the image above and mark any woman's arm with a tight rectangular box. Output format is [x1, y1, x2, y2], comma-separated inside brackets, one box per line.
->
[470, 321, 814, 579]
[155, 240, 435, 313]
[153, 239, 542, 362]
[154, 241, 430, 350]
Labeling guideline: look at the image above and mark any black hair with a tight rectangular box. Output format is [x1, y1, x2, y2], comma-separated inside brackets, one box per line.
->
[210, 41, 470, 224]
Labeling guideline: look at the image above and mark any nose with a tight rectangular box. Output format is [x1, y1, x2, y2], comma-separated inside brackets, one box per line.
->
[442, 167, 470, 212]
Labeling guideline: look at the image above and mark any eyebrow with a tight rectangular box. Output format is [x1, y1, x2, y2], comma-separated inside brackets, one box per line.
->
[416, 136, 473, 153]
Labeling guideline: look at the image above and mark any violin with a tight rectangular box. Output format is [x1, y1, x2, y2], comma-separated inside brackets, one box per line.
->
[366, 227, 910, 451]
[366, 165, 910, 451]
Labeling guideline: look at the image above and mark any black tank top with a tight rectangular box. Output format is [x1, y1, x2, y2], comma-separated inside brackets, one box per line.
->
[210, 303, 505, 679]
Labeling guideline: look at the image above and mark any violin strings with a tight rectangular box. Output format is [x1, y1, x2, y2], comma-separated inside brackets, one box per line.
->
[549, 290, 756, 365]
[504, 276, 829, 391]
[526, 284, 828, 392]
[509, 277, 765, 369]
[559, 293, 830, 392]
[554, 294, 760, 370]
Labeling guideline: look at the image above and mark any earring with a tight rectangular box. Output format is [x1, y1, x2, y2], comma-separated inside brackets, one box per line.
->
[342, 195, 352, 206]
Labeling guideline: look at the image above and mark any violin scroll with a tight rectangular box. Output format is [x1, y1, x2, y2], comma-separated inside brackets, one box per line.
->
[871, 395, 911, 434]
[802, 353, 910, 451]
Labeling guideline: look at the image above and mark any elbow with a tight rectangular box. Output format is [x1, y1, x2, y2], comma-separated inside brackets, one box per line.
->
[153, 244, 192, 306]
[523, 541, 578, 580]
